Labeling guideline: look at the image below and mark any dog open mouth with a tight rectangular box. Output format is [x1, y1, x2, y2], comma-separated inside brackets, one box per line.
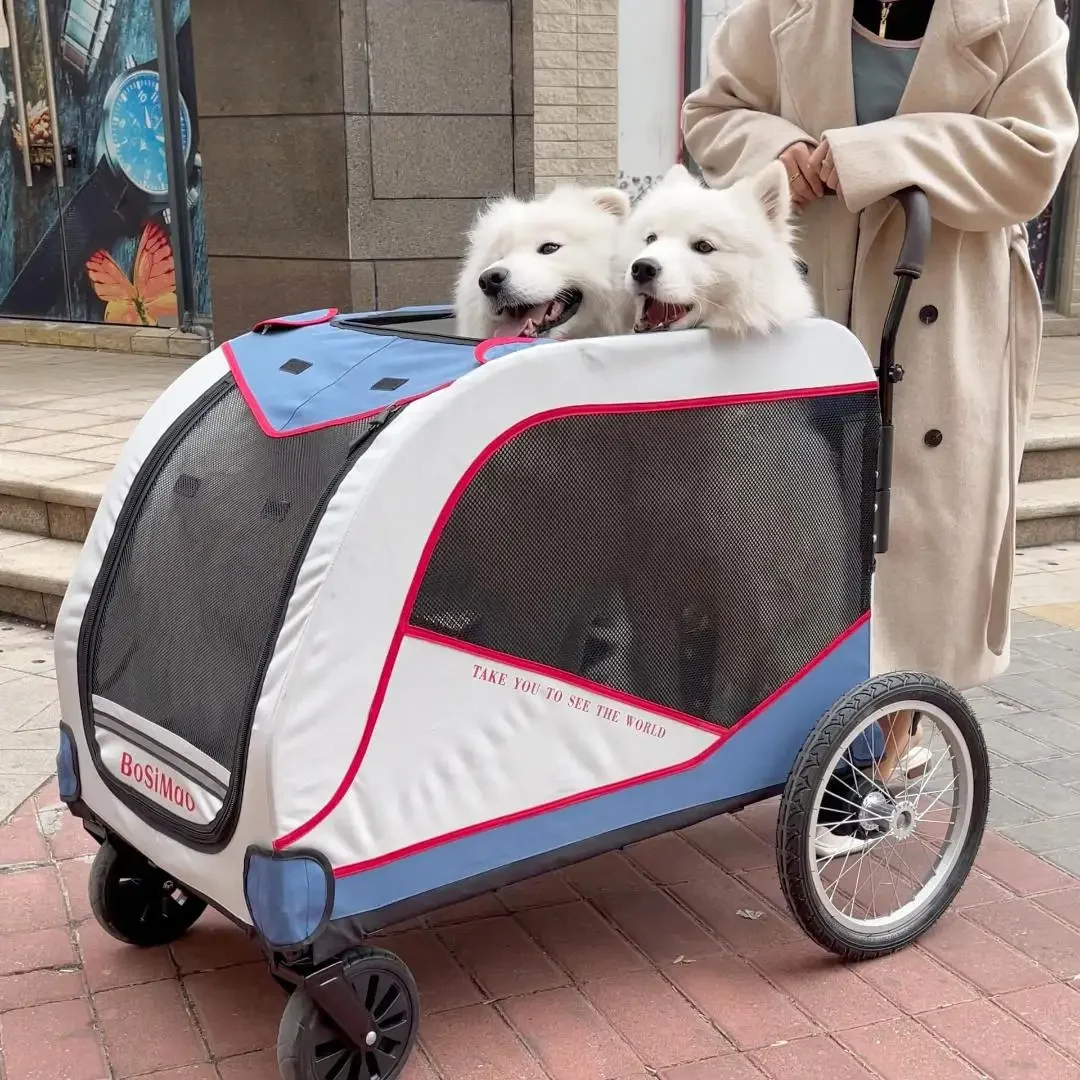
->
[634, 295, 692, 333]
[493, 289, 583, 338]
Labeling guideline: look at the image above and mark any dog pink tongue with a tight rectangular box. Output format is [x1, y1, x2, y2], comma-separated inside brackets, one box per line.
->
[647, 301, 683, 329]
[494, 301, 556, 338]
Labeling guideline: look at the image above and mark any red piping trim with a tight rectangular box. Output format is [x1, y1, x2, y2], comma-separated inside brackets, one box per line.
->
[407, 625, 720, 734]
[474, 337, 537, 364]
[273, 378, 878, 852]
[329, 610, 871, 877]
[252, 308, 338, 333]
[223, 340, 469, 440]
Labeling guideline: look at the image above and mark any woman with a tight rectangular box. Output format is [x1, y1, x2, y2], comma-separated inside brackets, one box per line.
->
[684, 0, 1078, 804]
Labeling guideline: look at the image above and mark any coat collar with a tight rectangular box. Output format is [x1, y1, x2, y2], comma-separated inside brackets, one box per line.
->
[772, 0, 1009, 137]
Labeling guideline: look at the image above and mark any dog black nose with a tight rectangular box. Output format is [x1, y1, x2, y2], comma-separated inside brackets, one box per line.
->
[631, 258, 660, 284]
[479, 267, 509, 296]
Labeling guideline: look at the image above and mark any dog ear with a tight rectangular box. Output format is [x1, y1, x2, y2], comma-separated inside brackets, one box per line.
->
[591, 187, 632, 219]
[661, 163, 697, 187]
[745, 160, 793, 227]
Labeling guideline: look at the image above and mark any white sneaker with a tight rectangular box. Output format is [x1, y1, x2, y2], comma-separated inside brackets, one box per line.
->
[814, 825, 869, 858]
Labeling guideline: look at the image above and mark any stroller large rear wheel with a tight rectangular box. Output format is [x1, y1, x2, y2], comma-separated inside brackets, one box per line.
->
[777, 672, 989, 960]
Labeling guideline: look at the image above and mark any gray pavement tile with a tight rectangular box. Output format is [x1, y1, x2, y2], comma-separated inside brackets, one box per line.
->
[969, 693, 1032, 722]
[0, 673, 62, 732]
[987, 791, 1047, 829]
[980, 719, 1062, 763]
[1028, 664, 1080, 699]
[1043, 847, 1080, 876]
[1025, 755, 1080, 785]
[989, 673, 1080, 712]
[998, 813, 1080, 854]
[1010, 617, 1076, 641]
[990, 762, 1080, 816]
[997, 711, 1080, 754]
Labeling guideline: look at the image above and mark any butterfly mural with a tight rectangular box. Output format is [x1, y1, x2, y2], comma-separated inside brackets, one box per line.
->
[86, 222, 178, 326]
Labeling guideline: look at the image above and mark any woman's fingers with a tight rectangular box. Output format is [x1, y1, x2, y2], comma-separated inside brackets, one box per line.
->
[778, 143, 822, 205]
[790, 143, 825, 198]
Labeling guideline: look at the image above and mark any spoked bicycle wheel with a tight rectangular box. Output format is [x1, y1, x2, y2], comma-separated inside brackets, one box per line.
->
[777, 672, 990, 960]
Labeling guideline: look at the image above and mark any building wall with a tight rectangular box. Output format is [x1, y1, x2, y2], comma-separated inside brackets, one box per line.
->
[191, 0, 533, 341]
[533, 0, 619, 192]
[616, 0, 683, 202]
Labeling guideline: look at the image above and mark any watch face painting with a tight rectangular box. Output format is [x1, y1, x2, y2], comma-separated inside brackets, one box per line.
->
[104, 70, 192, 196]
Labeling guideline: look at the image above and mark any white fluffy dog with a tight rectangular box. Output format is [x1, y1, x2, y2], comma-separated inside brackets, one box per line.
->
[625, 161, 815, 335]
[455, 185, 633, 340]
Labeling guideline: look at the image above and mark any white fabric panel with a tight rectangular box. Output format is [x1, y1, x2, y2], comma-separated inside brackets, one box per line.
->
[336, 634, 717, 865]
[92, 696, 231, 788]
[51, 348, 261, 923]
[269, 319, 874, 861]
[94, 728, 224, 825]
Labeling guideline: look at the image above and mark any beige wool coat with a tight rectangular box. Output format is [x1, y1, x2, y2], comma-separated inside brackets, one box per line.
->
[683, 0, 1079, 690]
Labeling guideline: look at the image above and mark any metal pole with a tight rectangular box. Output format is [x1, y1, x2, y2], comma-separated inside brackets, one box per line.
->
[681, 0, 703, 175]
[151, 0, 196, 331]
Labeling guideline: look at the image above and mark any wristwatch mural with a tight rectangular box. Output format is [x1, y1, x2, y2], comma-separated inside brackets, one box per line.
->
[1, 53, 201, 314]
[60, 0, 119, 78]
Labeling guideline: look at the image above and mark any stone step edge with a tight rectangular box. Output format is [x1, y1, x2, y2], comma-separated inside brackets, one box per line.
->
[1017, 477, 1080, 520]
[0, 317, 211, 359]
[0, 529, 80, 624]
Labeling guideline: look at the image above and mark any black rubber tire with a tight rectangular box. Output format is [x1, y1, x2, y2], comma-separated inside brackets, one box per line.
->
[89, 839, 207, 947]
[777, 672, 990, 961]
[277, 947, 419, 1080]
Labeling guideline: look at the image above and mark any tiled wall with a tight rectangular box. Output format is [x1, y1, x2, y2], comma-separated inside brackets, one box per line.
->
[191, 0, 534, 341]
[534, 0, 619, 191]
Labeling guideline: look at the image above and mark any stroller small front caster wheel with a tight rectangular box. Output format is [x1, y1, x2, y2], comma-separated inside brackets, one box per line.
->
[277, 947, 419, 1080]
[89, 838, 207, 947]
[777, 672, 990, 961]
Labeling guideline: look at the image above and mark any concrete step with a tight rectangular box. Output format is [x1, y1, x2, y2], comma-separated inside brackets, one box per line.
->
[0, 528, 81, 624]
[1021, 416, 1080, 483]
[1017, 476, 1080, 547]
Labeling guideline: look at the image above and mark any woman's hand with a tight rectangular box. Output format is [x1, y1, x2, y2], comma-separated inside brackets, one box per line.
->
[809, 138, 844, 199]
[777, 142, 825, 206]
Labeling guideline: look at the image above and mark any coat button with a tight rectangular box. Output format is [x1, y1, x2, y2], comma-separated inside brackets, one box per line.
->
[924, 428, 943, 447]
[919, 305, 938, 324]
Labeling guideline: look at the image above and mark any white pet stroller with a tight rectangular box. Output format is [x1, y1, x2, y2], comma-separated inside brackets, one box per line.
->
[53, 188, 989, 1080]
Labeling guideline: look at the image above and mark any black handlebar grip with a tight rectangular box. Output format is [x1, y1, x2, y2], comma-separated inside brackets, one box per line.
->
[892, 187, 931, 279]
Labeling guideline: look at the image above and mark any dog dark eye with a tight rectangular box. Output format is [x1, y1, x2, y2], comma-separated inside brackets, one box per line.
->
[537, 242, 561, 255]
[692, 240, 716, 254]
[645, 233, 657, 244]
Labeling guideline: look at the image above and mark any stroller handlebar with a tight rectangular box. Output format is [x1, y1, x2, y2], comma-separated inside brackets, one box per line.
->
[891, 187, 931, 279]
[874, 186, 929, 556]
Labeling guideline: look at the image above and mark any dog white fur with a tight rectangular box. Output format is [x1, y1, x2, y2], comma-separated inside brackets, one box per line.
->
[625, 161, 815, 335]
[455, 186, 633, 341]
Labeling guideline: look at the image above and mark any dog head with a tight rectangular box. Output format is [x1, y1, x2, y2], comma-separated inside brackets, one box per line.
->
[624, 161, 815, 336]
[455, 185, 633, 341]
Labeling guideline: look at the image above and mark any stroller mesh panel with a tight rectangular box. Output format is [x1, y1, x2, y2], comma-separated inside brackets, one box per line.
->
[410, 392, 879, 728]
[88, 382, 385, 775]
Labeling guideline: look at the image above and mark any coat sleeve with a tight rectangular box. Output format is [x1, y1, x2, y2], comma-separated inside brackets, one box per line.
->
[682, 0, 814, 183]
[825, 0, 1078, 230]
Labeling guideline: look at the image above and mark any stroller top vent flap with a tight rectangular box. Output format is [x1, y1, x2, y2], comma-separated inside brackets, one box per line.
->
[223, 307, 542, 437]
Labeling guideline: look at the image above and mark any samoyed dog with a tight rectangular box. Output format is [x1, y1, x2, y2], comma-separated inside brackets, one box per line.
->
[455, 185, 633, 340]
[625, 161, 815, 335]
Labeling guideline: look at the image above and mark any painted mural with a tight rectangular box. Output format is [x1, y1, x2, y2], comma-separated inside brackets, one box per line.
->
[0, 0, 210, 324]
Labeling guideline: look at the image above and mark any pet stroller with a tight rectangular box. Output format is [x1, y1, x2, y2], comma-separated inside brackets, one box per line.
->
[53, 187, 988, 1080]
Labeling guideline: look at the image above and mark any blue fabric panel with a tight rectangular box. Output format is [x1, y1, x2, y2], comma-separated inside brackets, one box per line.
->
[57, 727, 80, 803]
[244, 850, 331, 947]
[226, 317, 514, 435]
[330, 620, 870, 919]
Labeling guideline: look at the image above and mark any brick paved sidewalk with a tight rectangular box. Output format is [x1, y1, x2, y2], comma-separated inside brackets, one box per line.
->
[3, 778, 1080, 1080]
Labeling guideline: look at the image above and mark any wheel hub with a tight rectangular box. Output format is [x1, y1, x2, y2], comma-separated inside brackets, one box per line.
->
[858, 791, 893, 838]
[889, 800, 918, 840]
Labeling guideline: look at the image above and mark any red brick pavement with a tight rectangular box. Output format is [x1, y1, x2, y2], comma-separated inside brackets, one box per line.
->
[2, 781, 1080, 1080]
